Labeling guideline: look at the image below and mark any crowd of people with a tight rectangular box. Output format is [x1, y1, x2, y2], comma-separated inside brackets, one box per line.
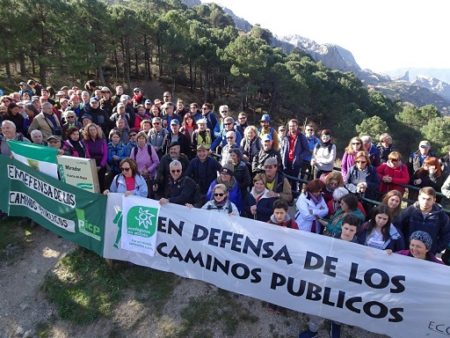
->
[1, 80, 450, 337]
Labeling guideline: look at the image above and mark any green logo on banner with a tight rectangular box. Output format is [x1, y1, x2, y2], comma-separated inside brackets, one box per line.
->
[127, 206, 157, 238]
[76, 208, 101, 241]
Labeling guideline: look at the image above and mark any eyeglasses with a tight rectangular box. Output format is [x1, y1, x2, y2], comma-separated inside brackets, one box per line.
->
[355, 161, 367, 164]
[171, 169, 181, 173]
[121, 167, 131, 172]
[264, 165, 276, 169]
[214, 193, 225, 197]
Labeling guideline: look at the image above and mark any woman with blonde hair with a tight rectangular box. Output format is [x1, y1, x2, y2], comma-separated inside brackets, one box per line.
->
[341, 136, 363, 179]
[382, 190, 403, 224]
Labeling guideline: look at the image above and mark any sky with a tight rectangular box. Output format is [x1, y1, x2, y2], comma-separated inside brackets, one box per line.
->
[201, 0, 449, 74]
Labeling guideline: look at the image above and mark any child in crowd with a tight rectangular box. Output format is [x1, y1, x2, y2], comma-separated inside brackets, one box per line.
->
[299, 214, 362, 338]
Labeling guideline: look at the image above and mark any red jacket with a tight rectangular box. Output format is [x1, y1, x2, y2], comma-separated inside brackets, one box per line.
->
[376, 162, 410, 195]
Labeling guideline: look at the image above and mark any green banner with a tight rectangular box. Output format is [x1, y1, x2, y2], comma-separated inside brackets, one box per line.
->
[0, 156, 106, 255]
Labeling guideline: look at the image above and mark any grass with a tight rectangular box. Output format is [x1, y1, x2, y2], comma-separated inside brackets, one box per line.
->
[41, 247, 179, 324]
[177, 289, 259, 337]
[0, 216, 34, 262]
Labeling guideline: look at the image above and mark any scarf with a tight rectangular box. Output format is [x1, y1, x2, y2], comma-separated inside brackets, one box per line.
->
[250, 187, 268, 202]
[307, 192, 322, 233]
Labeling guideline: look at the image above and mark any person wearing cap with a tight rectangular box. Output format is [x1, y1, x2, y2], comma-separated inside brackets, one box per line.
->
[155, 141, 190, 198]
[302, 124, 320, 180]
[62, 110, 82, 137]
[192, 118, 212, 151]
[143, 99, 153, 115]
[148, 116, 169, 159]
[207, 163, 243, 213]
[132, 87, 146, 107]
[110, 102, 130, 126]
[119, 94, 136, 126]
[211, 116, 242, 153]
[85, 97, 110, 134]
[28, 102, 62, 140]
[396, 186, 450, 255]
[408, 140, 435, 176]
[165, 118, 190, 157]
[185, 144, 222, 203]
[396, 230, 443, 264]
[262, 157, 292, 204]
[280, 118, 310, 195]
[252, 133, 282, 174]
[159, 159, 199, 207]
[258, 113, 279, 151]
[46, 135, 64, 155]
[99, 87, 114, 116]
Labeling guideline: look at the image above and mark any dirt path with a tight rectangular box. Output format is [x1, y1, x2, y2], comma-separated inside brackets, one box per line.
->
[0, 226, 75, 338]
[0, 223, 386, 338]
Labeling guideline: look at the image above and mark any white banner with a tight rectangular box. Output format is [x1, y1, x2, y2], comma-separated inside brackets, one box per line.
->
[120, 195, 159, 256]
[104, 193, 450, 338]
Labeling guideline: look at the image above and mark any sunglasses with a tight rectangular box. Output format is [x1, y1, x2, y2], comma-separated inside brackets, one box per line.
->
[390, 159, 399, 162]
[224, 122, 232, 125]
[121, 167, 131, 172]
[221, 111, 228, 113]
[171, 169, 181, 173]
[214, 193, 225, 197]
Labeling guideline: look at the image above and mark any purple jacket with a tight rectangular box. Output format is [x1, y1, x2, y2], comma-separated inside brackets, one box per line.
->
[341, 151, 356, 179]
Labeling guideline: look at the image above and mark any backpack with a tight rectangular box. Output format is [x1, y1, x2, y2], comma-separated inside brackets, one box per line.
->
[132, 144, 154, 159]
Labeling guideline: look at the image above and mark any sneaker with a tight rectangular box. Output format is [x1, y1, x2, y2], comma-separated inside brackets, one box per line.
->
[330, 322, 341, 338]
[299, 329, 318, 338]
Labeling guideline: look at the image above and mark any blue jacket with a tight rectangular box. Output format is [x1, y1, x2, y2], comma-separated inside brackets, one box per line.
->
[281, 132, 310, 169]
[211, 127, 243, 152]
[304, 136, 320, 161]
[396, 203, 450, 254]
[107, 142, 127, 175]
[109, 173, 148, 197]
[207, 178, 242, 213]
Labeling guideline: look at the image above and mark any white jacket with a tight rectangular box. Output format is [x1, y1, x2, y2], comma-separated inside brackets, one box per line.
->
[295, 193, 328, 232]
